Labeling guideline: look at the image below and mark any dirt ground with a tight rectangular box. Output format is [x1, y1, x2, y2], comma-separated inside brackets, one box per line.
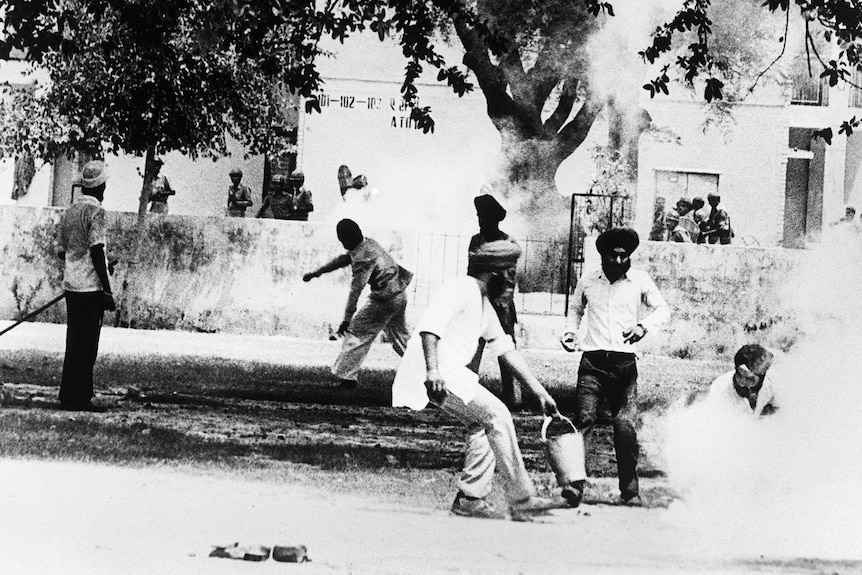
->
[1, 323, 861, 574]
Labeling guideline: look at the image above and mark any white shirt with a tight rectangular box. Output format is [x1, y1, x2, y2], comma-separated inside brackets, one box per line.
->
[392, 276, 515, 410]
[565, 267, 670, 354]
[57, 195, 107, 292]
[707, 370, 777, 417]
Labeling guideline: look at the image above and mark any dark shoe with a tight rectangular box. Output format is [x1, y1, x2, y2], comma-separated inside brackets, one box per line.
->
[620, 491, 641, 506]
[509, 496, 562, 521]
[450, 491, 500, 519]
[561, 480, 585, 508]
[337, 379, 357, 389]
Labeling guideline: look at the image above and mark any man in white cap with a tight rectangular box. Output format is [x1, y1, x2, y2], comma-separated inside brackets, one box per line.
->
[226, 167, 253, 217]
[560, 228, 669, 506]
[393, 239, 563, 521]
[56, 160, 116, 412]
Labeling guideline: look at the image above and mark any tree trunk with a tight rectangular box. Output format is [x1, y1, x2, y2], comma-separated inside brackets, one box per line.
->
[117, 147, 158, 328]
[492, 135, 572, 238]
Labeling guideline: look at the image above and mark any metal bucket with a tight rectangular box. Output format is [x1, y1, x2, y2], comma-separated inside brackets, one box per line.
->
[541, 415, 586, 486]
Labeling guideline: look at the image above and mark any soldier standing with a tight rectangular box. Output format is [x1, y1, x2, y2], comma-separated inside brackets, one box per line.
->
[147, 158, 174, 214]
[226, 167, 253, 217]
[285, 170, 314, 221]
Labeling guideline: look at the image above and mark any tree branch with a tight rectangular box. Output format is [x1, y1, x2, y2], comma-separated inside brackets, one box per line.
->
[745, 6, 790, 97]
[452, 13, 516, 120]
[543, 78, 578, 134]
[556, 91, 604, 152]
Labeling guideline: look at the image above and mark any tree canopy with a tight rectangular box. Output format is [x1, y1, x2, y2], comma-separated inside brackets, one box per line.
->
[1, 0, 860, 189]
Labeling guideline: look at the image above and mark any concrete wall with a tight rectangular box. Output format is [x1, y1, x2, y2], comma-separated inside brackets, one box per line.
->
[0, 205, 415, 337]
[1, 205, 813, 360]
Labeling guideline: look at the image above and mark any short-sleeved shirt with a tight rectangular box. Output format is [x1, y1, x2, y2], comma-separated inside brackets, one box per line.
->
[57, 195, 107, 292]
[392, 275, 515, 410]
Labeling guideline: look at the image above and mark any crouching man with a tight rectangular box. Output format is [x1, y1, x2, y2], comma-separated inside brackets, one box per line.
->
[706, 343, 778, 417]
[392, 240, 562, 521]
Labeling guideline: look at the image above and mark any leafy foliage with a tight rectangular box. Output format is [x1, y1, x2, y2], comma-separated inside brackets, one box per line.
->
[643, 0, 862, 136]
[0, 0, 488, 160]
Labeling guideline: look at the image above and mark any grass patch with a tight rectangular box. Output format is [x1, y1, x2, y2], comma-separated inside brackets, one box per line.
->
[0, 348, 727, 508]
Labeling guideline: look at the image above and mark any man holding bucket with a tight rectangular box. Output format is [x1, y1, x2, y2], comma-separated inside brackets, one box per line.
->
[560, 228, 669, 505]
[393, 239, 562, 520]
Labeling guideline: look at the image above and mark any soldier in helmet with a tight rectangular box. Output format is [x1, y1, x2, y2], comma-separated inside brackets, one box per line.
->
[285, 170, 314, 221]
[256, 174, 290, 219]
[146, 158, 174, 214]
[226, 167, 253, 217]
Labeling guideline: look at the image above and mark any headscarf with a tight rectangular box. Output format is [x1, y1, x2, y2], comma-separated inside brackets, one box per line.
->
[468, 239, 521, 272]
[474, 194, 507, 222]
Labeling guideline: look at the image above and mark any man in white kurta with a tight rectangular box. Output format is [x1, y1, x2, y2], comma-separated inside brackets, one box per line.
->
[393, 240, 561, 520]
[706, 343, 778, 417]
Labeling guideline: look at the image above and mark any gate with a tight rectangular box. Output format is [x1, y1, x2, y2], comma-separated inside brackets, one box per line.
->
[563, 192, 632, 313]
[411, 192, 632, 316]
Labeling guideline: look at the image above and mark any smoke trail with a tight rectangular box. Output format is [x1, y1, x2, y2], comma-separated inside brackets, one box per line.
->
[645, 232, 862, 560]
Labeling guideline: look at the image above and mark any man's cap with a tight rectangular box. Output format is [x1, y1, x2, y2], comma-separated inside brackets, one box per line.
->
[676, 197, 693, 210]
[468, 239, 521, 271]
[271, 173, 288, 184]
[153, 157, 164, 166]
[81, 160, 107, 189]
[289, 170, 304, 183]
[596, 228, 640, 255]
[229, 167, 242, 176]
[474, 194, 506, 222]
[692, 196, 704, 206]
[707, 192, 720, 200]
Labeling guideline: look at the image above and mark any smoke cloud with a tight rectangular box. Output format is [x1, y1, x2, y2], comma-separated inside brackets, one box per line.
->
[643, 230, 862, 560]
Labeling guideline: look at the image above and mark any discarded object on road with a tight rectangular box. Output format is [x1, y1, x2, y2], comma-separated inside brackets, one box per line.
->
[273, 544, 309, 563]
[541, 415, 586, 488]
[0, 293, 65, 338]
[209, 542, 271, 561]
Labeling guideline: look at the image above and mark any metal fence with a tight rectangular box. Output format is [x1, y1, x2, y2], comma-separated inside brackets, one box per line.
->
[410, 193, 631, 316]
[410, 232, 571, 315]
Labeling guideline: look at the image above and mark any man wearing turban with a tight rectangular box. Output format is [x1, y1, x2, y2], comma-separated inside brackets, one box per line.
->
[468, 194, 522, 408]
[560, 228, 670, 506]
[393, 239, 563, 520]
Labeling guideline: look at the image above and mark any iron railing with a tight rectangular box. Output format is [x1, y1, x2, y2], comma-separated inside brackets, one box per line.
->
[411, 193, 631, 316]
[411, 233, 571, 315]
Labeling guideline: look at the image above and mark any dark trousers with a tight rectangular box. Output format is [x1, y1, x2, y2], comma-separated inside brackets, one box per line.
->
[574, 350, 639, 498]
[59, 291, 105, 408]
[494, 299, 519, 406]
[468, 300, 521, 407]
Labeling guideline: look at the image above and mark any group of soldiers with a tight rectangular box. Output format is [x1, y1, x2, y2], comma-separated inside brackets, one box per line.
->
[651, 193, 733, 244]
[226, 168, 313, 221]
[57, 160, 777, 523]
[141, 160, 314, 221]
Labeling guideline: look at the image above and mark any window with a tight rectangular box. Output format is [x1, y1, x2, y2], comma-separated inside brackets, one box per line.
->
[850, 69, 862, 109]
[655, 170, 719, 201]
